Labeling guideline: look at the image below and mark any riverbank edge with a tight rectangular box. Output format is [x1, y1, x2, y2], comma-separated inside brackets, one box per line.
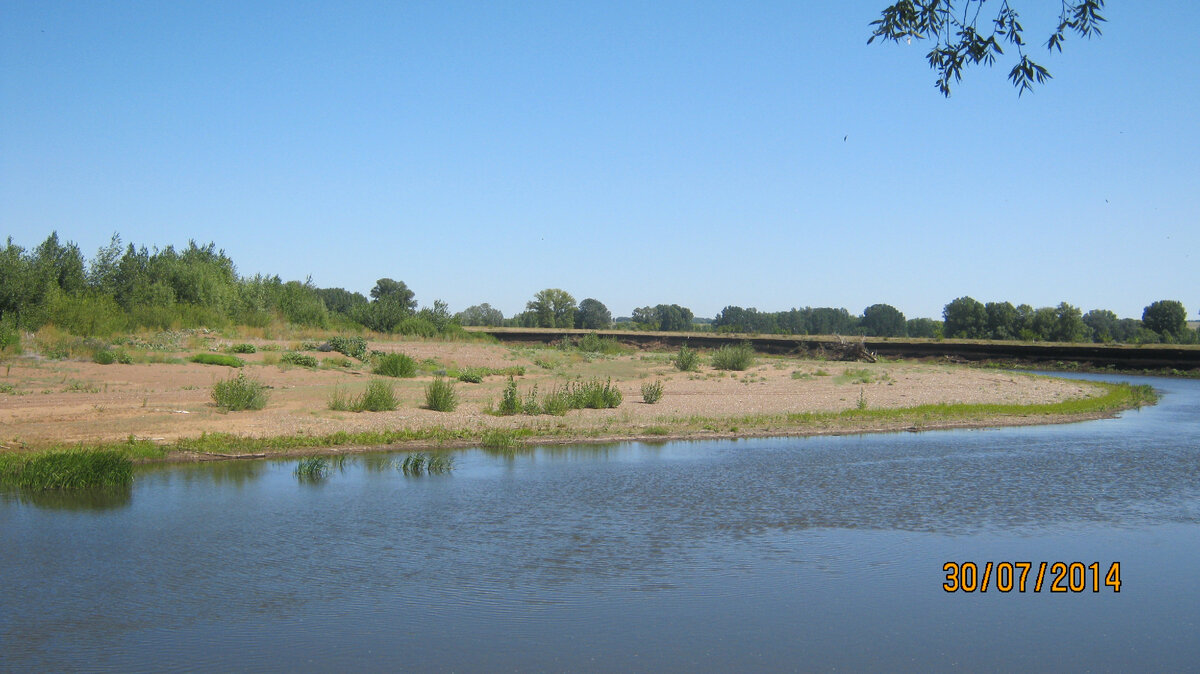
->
[0, 381, 1158, 468]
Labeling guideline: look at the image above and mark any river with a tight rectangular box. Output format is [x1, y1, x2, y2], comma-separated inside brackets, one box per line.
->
[2, 373, 1198, 671]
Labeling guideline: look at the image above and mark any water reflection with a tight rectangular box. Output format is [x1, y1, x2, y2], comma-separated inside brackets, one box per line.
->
[1, 485, 132, 511]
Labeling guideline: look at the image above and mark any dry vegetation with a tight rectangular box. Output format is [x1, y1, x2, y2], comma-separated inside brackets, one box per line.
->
[0, 329, 1120, 456]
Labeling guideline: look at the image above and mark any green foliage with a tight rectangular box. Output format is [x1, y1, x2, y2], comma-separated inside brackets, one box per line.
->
[211, 372, 268, 411]
[943, 296, 988, 339]
[373, 352, 417, 378]
[456, 302, 505, 326]
[526, 288, 577, 328]
[326, 384, 353, 411]
[857, 388, 868, 410]
[280, 352, 318, 368]
[840, 368, 875, 384]
[565, 377, 622, 409]
[191, 353, 244, 367]
[869, 0, 1107, 97]
[906, 317, 942, 339]
[229, 343, 257, 354]
[1143, 300, 1188, 340]
[861, 303, 906, 337]
[424, 377, 459, 412]
[327, 335, 368, 361]
[0, 449, 133, 490]
[114, 349, 133, 364]
[93, 349, 116, 365]
[369, 278, 417, 310]
[497, 377, 521, 415]
[573, 332, 626, 355]
[575, 298, 612, 329]
[480, 429, 522, 450]
[356, 379, 399, 412]
[673, 345, 700, 371]
[640, 380, 664, 404]
[458, 368, 484, 383]
[711, 342, 756, 371]
[294, 457, 330, 481]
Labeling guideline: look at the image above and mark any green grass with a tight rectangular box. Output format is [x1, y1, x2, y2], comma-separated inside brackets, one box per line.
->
[565, 377, 623, 409]
[373, 353, 417, 378]
[424, 377, 459, 412]
[0, 449, 133, 490]
[641, 380, 664, 404]
[228, 343, 257, 354]
[711, 342, 756, 371]
[457, 368, 485, 383]
[211, 372, 269, 411]
[190, 353, 244, 367]
[280, 352, 319, 368]
[355, 379, 399, 412]
[838, 368, 875, 384]
[480, 429, 524, 450]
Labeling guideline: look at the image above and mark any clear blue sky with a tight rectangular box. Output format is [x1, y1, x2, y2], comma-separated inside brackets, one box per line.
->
[2, 1, 1197, 321]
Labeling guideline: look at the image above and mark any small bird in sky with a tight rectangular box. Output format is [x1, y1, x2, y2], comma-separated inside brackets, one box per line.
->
[843, 135, 848, 142]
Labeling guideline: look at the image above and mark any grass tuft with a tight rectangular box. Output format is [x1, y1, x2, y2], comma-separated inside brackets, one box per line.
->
[711, 342, 756, 371]
[373, 353, 417, 378]
[191, 353, 244, 368]
[424, 377, 459, 412]
[294, 456, 330, 481]
[0, 449, 133, 490]
[211, 372, 269, 411]
[399, 452, 454, 476]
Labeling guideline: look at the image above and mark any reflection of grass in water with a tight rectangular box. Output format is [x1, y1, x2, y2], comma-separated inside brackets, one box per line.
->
[294, 456, 330, 481]
[399, 452, 454, 476]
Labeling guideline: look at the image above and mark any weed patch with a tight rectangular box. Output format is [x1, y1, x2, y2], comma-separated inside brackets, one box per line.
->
[211, 372, 268, 411]
[424, 377, 459, 412]
[191, 353, 244, 368]
[373, 353, 417, 378]
[711, 342, 756, 371]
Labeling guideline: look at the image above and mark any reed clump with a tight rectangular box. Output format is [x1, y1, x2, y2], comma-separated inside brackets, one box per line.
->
[0, 449, 133, 490]
[294, 456, 330, 481]
[211, 372, 269, 411]
[399, 452, 454, 476]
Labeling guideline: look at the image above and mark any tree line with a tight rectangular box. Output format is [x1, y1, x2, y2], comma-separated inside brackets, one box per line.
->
[2, 233, 1195, 346]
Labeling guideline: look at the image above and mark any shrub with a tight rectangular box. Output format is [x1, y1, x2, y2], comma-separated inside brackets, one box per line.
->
[294, 457, 330, 481]
[540, 386, 570, 416]
[327, 335, 368, 361]
[114, 349, 133, 364]
[280, 352, 319, 368]
[93, 349, 116, 365]
[458, 368, 485, 383]
[191, 353, 244, 368]
[229, 343, 257, 354]
[424, 377, 459, 412]
[565, 378, 622, 409]
[356, 379, 399, 412]
[711, 342, 755, 371]
[673, 345, 699, 371]
[640, 380, 664, 404]
[575, 332, 626, 355]
[497, 377, 521, 415]
[373, 353, 417, 378]
[211, 372, 268, 411]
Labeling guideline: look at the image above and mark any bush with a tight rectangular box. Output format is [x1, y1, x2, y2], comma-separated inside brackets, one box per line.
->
[211, 372, 268, 411]
[373, 353, 417, 378]
[327, 335, 368, 361]
[280, 352, 319, 368]
[673, 345, 699, 371]
[191, 353, 244, 368]
[497, 377, 521, 415]
[565, 378, 622, 409]
[424, 377, 459, 412]
[93, 349, 116, 365]
[711, 342, 755, 371]
[575, 332, 626, 355]
[356, 379, 399, 412]
[457, 368, 485, 383]
[229, 343, 257, 354]
[640, 380, 664, 404]
[114, 349, 133, 364]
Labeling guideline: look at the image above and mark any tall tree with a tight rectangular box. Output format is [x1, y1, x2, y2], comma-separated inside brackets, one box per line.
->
[943, 296, 987, 338]
[369, 278, 417, 312]
[575, 298, 612, 330]
[861, 304, 907, 337]
[1142, 300, 1187, 340]
[526, 288, 577, 329]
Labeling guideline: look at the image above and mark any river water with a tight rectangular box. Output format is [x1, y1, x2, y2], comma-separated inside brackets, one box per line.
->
[2, 373, 1198, 672]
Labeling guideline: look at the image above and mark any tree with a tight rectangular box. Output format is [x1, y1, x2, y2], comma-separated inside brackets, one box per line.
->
[942, 296, 987, 338]
[457, 303, 505, 326]
[575, 298, 612, 330]
[870, 1, 1106, 96]
[906, 317, 942, 338]
[861, 304, 907, 337]
[526, 288, 576, 328]
[1142, 300, 1187, 340]
[985, 301, 1020, 340]
[1082, 309, 1119, 342]
[316, 287, 369, 315]
[654, 304, 694, 332]
[630, 306, 658, 329]
[369, 278, 417, 312]
[1050, 302, 1089, 343]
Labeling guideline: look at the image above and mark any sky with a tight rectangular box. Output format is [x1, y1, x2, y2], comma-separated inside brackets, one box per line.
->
[2, 1, 1197, 321]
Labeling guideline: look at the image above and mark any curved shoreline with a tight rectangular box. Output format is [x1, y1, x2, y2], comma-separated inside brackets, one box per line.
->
[0, 380, 1156, 467]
